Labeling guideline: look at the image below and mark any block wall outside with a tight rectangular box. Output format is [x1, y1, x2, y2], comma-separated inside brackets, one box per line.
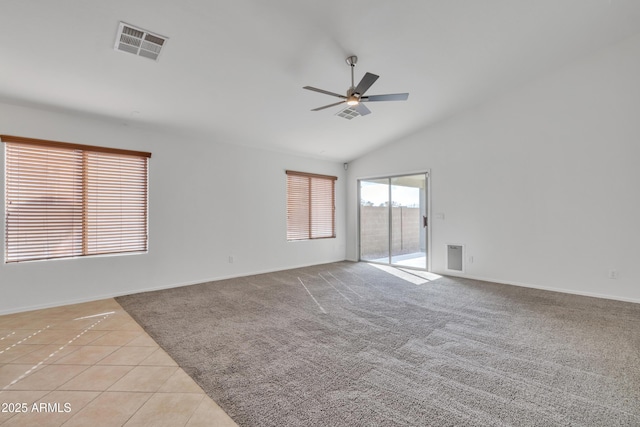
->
[360, 206, 420, 259]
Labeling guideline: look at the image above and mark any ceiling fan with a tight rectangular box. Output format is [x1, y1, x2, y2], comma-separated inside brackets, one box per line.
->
[303, 55, 409, 119]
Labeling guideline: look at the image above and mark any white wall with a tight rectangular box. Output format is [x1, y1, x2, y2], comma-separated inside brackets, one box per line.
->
[346, 33, 640, 303]
[0, 104, 346, 314]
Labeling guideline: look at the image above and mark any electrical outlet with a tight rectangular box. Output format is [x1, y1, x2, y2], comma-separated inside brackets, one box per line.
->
[608, 270, 618, 279]
[228, 256, 234, 264]
[468, 256, 474, 264]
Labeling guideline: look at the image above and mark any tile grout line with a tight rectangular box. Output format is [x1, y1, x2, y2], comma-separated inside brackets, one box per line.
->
[0, 331, 16, 341]
[0, 326, 50, 355]
[117, 392, 157, 427]
[1, 315, 112, 392]
[0, 320, 111, 426]
[181, 394, 207, 427]
[2, 301, 238, 427]
[61, 389, 154, 427]
[115, 367, 190, 427]
[40, 387, 103, 427]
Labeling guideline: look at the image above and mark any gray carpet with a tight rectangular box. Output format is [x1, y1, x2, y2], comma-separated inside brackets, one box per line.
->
[116, 262, 640, 426]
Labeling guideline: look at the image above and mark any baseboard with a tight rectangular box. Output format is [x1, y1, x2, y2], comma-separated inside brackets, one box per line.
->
[0, 258, 348, 315]
[5, 260, 636, 315]
[435, 271, 640, 305]
[0, 293, 127, 316]
[112, 258, 350, 299]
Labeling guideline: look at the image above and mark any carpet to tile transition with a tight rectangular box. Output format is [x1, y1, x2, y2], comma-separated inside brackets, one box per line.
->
[117, 262, 640, 427]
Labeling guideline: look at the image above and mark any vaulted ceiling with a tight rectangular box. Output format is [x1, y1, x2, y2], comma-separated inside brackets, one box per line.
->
[1, 1, 639, 161]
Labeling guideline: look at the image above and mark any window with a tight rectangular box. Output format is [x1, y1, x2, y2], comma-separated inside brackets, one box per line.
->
[286, 170, 336, 241]
[2, 135, 151, 263]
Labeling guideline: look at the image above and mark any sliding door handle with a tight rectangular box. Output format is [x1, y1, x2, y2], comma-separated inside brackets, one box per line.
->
[423, 215, 428, 227]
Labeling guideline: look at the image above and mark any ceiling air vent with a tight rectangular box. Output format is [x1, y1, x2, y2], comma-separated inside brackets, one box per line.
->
[114, 22, 167, 61]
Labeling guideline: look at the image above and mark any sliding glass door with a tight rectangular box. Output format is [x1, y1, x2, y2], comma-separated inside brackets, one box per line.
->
[359, 178, 390, 263]
[359, 173, 428, 269]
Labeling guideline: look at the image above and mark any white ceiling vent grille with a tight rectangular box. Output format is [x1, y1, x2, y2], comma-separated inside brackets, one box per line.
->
[114, 22, 167, 61]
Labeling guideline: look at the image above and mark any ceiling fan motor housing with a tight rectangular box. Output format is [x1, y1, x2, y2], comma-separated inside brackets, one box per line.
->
[346, 87, 360, 105]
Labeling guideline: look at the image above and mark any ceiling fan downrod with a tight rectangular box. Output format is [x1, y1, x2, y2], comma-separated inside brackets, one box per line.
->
[346, 55, 357, 90]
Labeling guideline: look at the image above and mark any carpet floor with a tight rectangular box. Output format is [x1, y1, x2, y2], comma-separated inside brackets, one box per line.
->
[116, 262, 640, 426]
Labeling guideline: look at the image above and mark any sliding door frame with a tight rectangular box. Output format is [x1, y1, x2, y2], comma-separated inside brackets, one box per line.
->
[357, 170, 431, 271]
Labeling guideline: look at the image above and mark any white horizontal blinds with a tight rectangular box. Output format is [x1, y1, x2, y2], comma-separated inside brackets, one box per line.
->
[286, 173, 310, 240]
[2, 135, 151, 263]
[310, 176, 335, 238]
[5, 143, 84, 262]
[286, 170, 336, 241]
[85, 151, 148, 255]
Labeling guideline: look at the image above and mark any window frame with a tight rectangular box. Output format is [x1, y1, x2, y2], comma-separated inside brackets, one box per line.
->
[2, 135, 151, 263]
[286, 170, 337, 241]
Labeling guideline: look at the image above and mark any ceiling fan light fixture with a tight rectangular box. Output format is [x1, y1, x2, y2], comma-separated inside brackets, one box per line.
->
[346, 97, 359, 106]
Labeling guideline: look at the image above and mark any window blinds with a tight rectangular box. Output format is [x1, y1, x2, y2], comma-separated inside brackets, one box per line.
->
[286, 170, 336, 241]
[2, 135, 150, 263]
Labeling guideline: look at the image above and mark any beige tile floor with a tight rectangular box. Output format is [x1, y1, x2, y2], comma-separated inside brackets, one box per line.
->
[0, 298, 238, 427]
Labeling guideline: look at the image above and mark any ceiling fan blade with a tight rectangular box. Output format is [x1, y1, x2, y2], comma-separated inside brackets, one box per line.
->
[303, 86, 346, 99]
[354, 103, 371, 116]
[311, 100, 346, 111]
[361, 93, 409, 102]
[353, 72, 379, 96]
